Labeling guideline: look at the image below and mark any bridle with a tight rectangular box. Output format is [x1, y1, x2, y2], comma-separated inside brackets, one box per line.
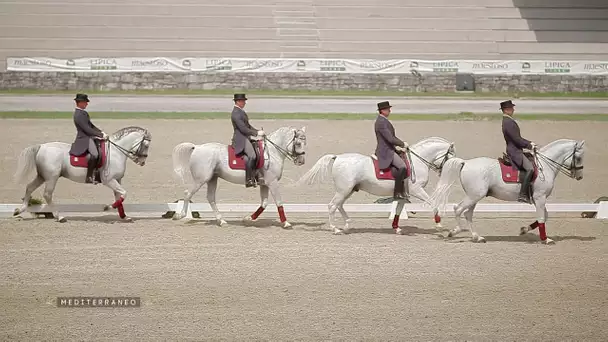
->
[534, 144, 583, 180]
[263, 130, 305, 165]
[407, 143, 455, 173]
[107, 134, 151, 164]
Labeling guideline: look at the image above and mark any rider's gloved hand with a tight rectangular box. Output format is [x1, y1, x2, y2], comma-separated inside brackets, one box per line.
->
[101, 132, 109, 140]
[530, 142, 538, 150]
[257, 130, 265, 137]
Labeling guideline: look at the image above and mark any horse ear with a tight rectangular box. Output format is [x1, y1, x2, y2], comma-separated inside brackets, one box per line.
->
[301, 126, 306, 133]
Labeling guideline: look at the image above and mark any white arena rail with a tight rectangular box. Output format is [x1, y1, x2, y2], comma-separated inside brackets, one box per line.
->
[0, 202, 606, 219]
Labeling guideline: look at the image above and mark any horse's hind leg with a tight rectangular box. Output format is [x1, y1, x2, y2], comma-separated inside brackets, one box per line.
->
[463, 203, 485, 243]
[173, 180, 205, 221]
[449, 196, 479, 238]
[14, 175, 44, 217]
[328, 190, 350, 235]
[206, 176, 227, 226]
[42, 177, 65, 223]
[337, 190, 355, 231]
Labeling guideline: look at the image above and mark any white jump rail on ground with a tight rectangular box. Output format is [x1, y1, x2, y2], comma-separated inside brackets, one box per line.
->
[1, 202, 607, 219]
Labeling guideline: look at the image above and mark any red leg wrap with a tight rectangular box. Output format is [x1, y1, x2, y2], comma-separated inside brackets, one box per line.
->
[538, 222, 547, 241]
[251, 206, 265, 220]
[112, 196, 124, 209]
[278, 206, 286, 223]
[392, 215, 400, 229]
[117, 204, 126, 219]
[529, 220, 539, 230]
[434, 214, 441, 224]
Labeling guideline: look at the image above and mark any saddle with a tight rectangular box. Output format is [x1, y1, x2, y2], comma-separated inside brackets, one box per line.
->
[69, 140, 106, 184]
[498, 152, 538, 183]
[371, 152, 411, 180]
[228, 140, 265, 171]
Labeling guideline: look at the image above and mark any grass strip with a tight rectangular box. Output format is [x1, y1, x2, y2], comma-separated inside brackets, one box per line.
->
[1, 111, 608, 121]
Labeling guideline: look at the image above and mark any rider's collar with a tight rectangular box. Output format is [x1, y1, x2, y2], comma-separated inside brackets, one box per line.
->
[503, 114, 515, 121]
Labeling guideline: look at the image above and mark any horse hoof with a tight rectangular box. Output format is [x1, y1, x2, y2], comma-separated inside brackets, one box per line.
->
[542, 238, 555, 245]
[172, 214, 183, 220]
[13, 208, 20, 216]
[57, 217, 67, 223]
[333, 229, 345, 235]
[395, 228, 404, 235]
[435, 223, 443, 229]
[219, 219, 227, 226]
[282, 221, 292, 229]
[472, 234, 486, 243]
[519, 226, 528, 235]
[122, 217, 133, 223]
[243, 215, 253, 222]
[103, 205, 110, 212]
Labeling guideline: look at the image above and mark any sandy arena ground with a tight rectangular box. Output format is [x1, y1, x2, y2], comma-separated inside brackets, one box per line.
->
[1, 119, 607, 341]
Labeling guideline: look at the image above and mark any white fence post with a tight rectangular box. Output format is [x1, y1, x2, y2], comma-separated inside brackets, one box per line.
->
[596, 201, 608, 219]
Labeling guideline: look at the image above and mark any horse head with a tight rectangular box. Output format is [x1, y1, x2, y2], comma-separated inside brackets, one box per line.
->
[538, 139, 585, 181]
[267, 126, 307, 166]
[109, 126, 152, 166]
[411, 137, 456, 172]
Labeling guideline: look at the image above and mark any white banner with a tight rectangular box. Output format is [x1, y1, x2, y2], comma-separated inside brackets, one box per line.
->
[6, 57, 608, 75]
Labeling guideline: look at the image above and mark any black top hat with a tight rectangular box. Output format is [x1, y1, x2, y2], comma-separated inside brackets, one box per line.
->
[233, 93, 247, 101]
[74, 93, 89, 102]
[377, 101, 392, 111]
[500, 100, 515, 109]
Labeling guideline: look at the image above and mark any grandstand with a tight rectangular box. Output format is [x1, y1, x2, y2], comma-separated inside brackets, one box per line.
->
[1, 0, 608, 72]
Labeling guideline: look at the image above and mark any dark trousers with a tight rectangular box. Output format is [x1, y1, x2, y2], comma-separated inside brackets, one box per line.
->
[242, 140, 258, 185]
[518, 156, 534, 202]
[86, 138, 100, 182]
[390, 152, 408, 199]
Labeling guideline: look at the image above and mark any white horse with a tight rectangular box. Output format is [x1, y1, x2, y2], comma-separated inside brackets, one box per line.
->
[428, 139, 585, 244]
[12, 126, 152, 222]
[171, 126, 307, 228]
[295, 137, 456, 234]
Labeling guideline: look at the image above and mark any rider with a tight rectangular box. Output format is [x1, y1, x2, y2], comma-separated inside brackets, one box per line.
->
[230, 93, 265, 188]
[68, 93, 108, 184]
[374, 101, 409, 200]
[501, 100, 538, 203]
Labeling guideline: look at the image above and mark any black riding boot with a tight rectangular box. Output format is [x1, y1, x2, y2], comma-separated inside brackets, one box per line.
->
[518, 169, 534, 203]
[393, 168, 406, 200]
[86, 155, 97, 184]
[245, 157, 257, 188]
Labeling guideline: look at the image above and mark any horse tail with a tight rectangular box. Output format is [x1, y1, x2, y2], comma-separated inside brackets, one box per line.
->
[295, 154, 337, 186]
[13, 144, 41, 184]
[172, 142, 196, 185]
[428, 157, 465, 215]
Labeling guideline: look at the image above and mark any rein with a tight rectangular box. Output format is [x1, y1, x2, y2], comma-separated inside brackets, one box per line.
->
[107, 136, 150, 162]
[533, 145, 583, 181]
[262, 131, 304, 164]
[101, 134, 150, 179]
[407, 147, 452, 173]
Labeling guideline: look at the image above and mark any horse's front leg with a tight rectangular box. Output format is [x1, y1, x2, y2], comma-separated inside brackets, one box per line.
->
[268, 180, 291, 229]
[103, 178, 131, 222]
[521, 196, 553, 244]
[410, 185, 442, 230]
[245, 185, 269, 222]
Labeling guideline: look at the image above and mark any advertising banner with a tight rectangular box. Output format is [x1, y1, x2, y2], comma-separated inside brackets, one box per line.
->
[7, 57, 608, 75]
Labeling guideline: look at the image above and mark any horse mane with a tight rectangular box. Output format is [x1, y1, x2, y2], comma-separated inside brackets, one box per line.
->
[111, 126, 151, 140]
[268, 126, 300, 140]
[411, 136, 450, 148]
[539, 138, 577, 152]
